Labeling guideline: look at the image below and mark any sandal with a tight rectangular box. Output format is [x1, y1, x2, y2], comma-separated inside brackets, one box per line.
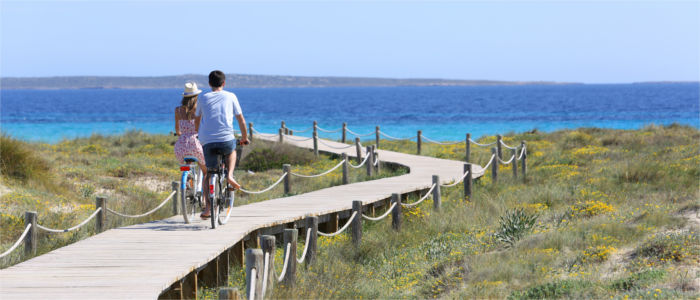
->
[200, 212, 211, 219]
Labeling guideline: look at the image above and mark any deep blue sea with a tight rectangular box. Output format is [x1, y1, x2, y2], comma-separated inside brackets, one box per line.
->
[1, 84, 698, 143]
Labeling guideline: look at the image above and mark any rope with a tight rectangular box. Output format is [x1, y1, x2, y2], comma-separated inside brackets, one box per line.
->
[422, 136, 464, 145]
[362, 202, 397, 221]
[286, 126, 313, 133]
[346, 128, 374, 137]
[262, 252, 270, 297]
[379, 131, 416, 141]
[249, 268, 257, 300]
[469, 138, 497, 147]
[297, 228, 312, 264]
[36, 208, 102, 233]
[482, 154, 497, 170]
[517, 145, 527, 160]
[318, 139, 354, 149]
[401, 184, 435, 208]
[251, 128, 278, 137]
[240, 173, 288, 194]
[349, 155, 370, 169]
[283, 134, 313, 142]
[441, 170, 471, 187]
[374, 156, 379, 166]
[500, 140, 518, 150]
[290, 160, 345, 178]
[0, 224, 32, 258]
[498, 154, 516, 165]
[106, 191, 176, 218]
[318, 211, 357, 237]
[277, 243, 292, 282]
[316, 126, 342, 133]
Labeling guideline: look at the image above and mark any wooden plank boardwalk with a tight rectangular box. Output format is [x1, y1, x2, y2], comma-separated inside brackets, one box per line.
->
[0, 136, 485, 299]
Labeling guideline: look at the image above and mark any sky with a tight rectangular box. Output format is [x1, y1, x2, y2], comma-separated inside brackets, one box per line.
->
[1, 0, 698, 83]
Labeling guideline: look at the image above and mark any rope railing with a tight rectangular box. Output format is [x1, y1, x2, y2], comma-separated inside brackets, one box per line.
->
[440, 170, 471, 187]
[362, 202, 397, 221]
[262, 252, 270, 297]
[482, 154, 497, 170]
[422, 136, 464, 145]
[286, 126, 313, 133]
[297, 228, 312, 264]
[106, 191, 176, 218]
[316, 126, 342, 133]
[249, 268, 258, 300]
[36, 208, 102, 233]
[498, 154, 516, 165]
[517, 145, 527, 160]
[374, 157, 379, 166]
[283, 134, 314, 142]
[401, 184, 435, 208]
[346, 128, 375, 137]
[469, 138, 497, 147]
[379, 131, 417, 141]
[318, 139, 354, 149]
[349, 154, 370, 169]
[499, 139, 518, 150]
[240, 173, 288, 194]
[277, 243, 292, 282]
[317, 211, 357, 237]
[252, 128, 278, 137]
[0, 224, 32, 259]
[290, 160, 345, 178]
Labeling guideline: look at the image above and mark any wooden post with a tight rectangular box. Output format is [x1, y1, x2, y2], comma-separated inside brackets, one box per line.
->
[245, 249, 263, 300]
[282, 229, 298, 286]
[432, 175, 441, 211]
[355, 137, 362, 164]
[496, 134, 503, 159]
[466, 133, 471, 163]
[512, 148, 518, 178]
[219, 288, 241, 300]
[24, 211, 37, 256]
[391, 193, 401, 231]
[313, 131, 319, 157]
[365, 146, 373, 177]
[521, 141, 527, 182]
[464, 163, 472, 201]
[289, 130, 293, 136]
[248, 122, 253, 140]
[417, 130, 422, 155]
[491, 147, 498, 184]
[341, 122, 347, 143]
[305, 216, 318, 265]
[171, 181, 179, 215]
[278, 128, 284, 143]
[96, 196, 106, 233]
[372, 145, 379, 174]
[342, 153, 349, 185]
[352, 201, 362, 246]
[375, 126, 380, 149]
[260, 235, 276, 293]
[313, 120, 318, 139]
[283, 164, 291, 195]
[281, 121, 287, 135]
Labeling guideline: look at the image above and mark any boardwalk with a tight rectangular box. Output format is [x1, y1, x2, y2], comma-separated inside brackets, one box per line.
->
[0, 136, 486, 299]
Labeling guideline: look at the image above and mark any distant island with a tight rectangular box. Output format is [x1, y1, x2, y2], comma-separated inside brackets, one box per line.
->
[0, 74, 576, 90]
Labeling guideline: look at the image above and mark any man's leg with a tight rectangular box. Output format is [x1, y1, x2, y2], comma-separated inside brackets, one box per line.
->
[225, 151, 241, 189]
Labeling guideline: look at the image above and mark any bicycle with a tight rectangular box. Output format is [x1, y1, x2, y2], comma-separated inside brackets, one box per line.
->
[179, 156, 203, 224]
[207, 140, 245, 229]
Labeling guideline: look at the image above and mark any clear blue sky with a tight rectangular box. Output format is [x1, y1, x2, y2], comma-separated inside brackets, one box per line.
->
[1, 1, 698, 83]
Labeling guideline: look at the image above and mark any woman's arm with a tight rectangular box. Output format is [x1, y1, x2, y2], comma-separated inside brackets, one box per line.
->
[195, 115, 201, 132]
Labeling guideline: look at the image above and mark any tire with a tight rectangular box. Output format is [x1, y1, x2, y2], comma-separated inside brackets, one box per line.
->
[217, 176, 232, 225]
[180, 172, 191, 224]
[210, 175, 218, 229]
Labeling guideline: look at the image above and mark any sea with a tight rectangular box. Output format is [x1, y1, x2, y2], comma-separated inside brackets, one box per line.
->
[1, 83, 698, 143]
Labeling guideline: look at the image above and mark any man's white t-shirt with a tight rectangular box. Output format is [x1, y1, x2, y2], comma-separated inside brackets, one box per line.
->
[195, 90, 242, 145]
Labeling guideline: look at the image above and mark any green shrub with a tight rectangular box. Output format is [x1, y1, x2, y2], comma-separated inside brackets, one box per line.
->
[609, 269, 666, 291]
[635, 231, 699, 262]
[494, 208, 538, 247]
[0, 133, 50, 181]
[509, 279, 590, 299]
[240, 141, 315, 172]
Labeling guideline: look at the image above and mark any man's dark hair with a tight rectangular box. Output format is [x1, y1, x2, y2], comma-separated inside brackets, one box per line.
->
[209, 70, 226, 88]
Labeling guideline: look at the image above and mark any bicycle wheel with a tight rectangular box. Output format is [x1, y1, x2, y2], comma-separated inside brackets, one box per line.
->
[180, 172, 192, 224]
[217, 177, 234, 225]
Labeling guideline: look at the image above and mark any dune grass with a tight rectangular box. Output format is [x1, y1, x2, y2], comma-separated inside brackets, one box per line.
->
[0, 131, 404, 268]
[200, 124, 699, 299]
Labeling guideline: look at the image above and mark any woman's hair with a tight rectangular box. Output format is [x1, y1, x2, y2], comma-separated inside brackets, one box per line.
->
[181, 95, 198, 118]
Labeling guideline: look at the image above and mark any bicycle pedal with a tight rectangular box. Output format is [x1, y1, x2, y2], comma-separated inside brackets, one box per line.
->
[226, 187, 237, 191]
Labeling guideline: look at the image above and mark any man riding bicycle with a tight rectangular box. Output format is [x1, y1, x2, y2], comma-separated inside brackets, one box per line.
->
[196, 70, 249, 219]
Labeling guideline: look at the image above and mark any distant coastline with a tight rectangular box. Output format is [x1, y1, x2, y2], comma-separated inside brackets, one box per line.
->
[0, 74, 580, 90]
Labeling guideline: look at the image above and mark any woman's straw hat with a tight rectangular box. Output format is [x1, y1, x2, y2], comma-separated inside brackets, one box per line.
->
[182, 82, 202, 96]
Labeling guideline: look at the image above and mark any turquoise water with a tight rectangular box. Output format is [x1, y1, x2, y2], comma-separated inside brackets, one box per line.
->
[1, 83, 698, 143]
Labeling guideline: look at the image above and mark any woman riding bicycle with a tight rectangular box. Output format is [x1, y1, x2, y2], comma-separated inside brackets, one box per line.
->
[196, 70, 249, 219]
[174, 82, 207, 175]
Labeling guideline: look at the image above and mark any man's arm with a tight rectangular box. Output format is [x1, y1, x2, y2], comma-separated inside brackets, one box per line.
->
[236, 114, 248, 144]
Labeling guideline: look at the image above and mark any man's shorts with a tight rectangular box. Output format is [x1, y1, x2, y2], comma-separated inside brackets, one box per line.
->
[202, 139, 236, 171]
